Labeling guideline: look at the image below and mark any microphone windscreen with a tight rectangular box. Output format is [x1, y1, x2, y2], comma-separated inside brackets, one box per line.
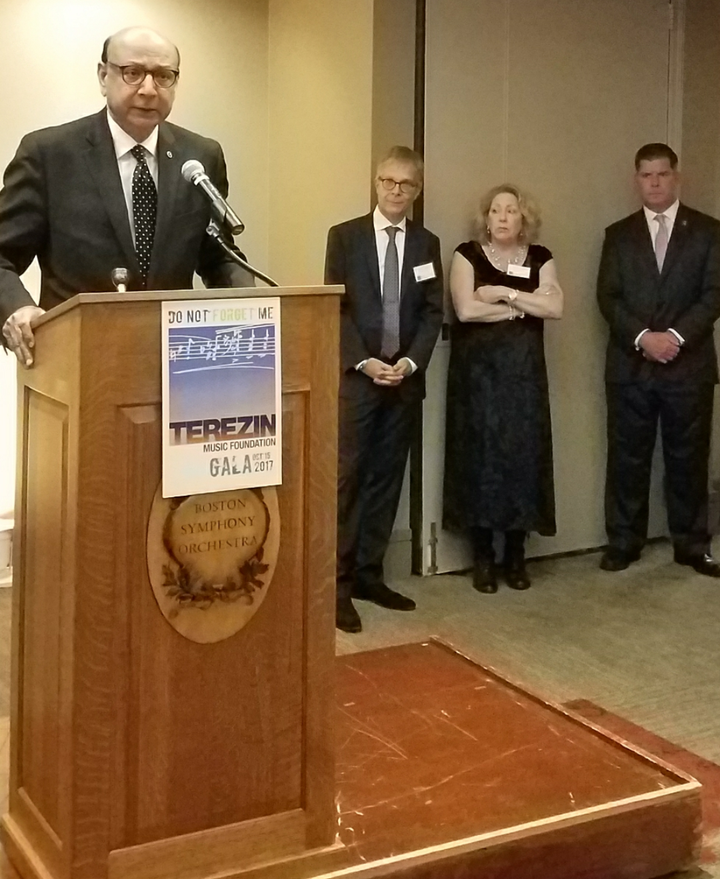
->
[111, 267, 129, 288]
[181, 159, 205, 183]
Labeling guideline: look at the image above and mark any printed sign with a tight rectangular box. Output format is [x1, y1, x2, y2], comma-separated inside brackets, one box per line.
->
[161, 298, 282, 497]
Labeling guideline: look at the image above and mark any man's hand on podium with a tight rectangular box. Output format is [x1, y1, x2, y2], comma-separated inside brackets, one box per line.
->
[2, 306, 45, 367]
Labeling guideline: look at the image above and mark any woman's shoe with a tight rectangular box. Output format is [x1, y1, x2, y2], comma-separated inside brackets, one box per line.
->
[504, 530, 531, 589]
[505, 561, 531, 590]
[472, 559, 498, 593]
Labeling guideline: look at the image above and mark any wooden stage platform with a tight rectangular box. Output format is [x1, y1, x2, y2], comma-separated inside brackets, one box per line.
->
[0, 640, 701, 879]
[327, 640, 701, 879]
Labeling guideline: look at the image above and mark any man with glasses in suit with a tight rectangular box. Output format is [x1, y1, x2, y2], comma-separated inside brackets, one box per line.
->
[0, 25, 250, 366]
[325, 146, 443, 632]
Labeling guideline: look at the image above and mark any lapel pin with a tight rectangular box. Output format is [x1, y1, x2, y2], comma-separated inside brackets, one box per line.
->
[167, 150, 173, 158]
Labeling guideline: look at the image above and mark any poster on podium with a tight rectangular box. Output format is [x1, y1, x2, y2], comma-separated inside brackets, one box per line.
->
[161, 297, 282, 497]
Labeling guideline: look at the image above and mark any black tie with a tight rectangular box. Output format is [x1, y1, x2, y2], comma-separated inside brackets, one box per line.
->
[131, 144, 157, 285]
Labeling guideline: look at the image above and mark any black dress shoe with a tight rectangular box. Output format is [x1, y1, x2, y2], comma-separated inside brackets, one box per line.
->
[674, 552, 720, 578]
[505, 562, 531, 590]
[599, 548, 641, 572]
[353, 583, 416, 611]
[472, 560, 497, 594]
[336, 598, 362, 633]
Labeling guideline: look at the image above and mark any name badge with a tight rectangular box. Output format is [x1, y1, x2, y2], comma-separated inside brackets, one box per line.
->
[506, 263, 531, 279]
[413, 262, 436, 282]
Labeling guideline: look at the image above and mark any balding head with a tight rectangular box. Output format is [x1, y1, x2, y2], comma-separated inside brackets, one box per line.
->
[98, 27, 180, 142]
[102, 27, 180, 69]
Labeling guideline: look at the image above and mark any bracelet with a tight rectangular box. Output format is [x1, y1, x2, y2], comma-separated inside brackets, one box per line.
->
[508, 289, 518, 302]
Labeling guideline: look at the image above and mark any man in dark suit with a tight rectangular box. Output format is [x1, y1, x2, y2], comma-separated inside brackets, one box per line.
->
[597, 142, 720, 576]
[325, 146, 443, 632]
[0, 26, 250, 366]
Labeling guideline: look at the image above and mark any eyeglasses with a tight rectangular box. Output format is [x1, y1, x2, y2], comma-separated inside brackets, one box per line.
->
[106, 62, 179, 89]
[378, 177, 418, 194]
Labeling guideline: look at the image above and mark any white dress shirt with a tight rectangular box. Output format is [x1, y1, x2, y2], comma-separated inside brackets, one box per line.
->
[356, 207, 416, 373]
[635, 199, 684, 349]
[373, 206, 407, 295]
[643, 199, 679, 246]
[106, 111, 159, 247]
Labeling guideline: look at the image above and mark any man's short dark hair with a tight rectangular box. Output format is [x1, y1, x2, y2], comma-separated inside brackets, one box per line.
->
[634, 143, 678, 170]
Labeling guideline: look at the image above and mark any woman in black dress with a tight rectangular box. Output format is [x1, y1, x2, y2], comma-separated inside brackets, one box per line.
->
[443, 184, 563, 592]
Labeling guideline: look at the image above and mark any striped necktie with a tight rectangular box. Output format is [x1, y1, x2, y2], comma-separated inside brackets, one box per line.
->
[654, 213, 668, 271]
[381, 226, 400, 359]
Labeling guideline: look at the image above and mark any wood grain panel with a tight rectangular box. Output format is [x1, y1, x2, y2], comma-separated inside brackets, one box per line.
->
[2, 816, 53, 879]
[71, 327, 128, 879]
[315, 796, 701, 879]
[7, 288, 341, 879]
[19, 392, 68, 839]
[108, 810, 306, 879]
[110, 404, 162, 852]
[302, 296, 338, 848]
[7, 310, 80, 879]
[114, 392, 306, 844]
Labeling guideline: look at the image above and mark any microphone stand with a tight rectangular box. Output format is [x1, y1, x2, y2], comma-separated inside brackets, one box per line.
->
[206, 221, 279, 288]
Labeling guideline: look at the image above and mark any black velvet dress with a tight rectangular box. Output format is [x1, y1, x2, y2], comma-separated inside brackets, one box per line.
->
[443, 241, 556, 536]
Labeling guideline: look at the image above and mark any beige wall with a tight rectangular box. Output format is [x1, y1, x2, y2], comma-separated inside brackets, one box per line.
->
[0, 0, 270, 517]
[267, 0, 374, 286]
[2, 1, 720, 555]
[371, 0, 416, 173]
[681, 0, 720, 490]
[369, 0, 417, 556]
[0, 0, 381, 521]
[681, 0, 720, 215]
[422, 0, 676, 566]
[0, 0, 269, 264]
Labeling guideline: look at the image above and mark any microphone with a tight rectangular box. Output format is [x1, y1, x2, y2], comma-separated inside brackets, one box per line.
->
[111, 267, 129, 293]
[181, 160, 245, 235]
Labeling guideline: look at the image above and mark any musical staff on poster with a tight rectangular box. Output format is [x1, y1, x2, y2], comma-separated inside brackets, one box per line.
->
[161, 298, 282, 497]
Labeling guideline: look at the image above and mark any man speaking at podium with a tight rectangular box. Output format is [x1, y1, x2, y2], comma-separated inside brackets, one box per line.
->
[0, 26, 251, 367]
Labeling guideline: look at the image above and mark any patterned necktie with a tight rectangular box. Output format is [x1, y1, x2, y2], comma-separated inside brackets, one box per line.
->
[381, 226, 400, 359]
[654, 213, 668, 271]
[131, 144, 157, 285]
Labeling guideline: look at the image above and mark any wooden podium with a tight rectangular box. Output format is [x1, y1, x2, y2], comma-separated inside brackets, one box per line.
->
[3, 287, 346, 879]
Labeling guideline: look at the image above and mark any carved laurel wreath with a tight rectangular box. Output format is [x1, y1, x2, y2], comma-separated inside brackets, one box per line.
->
[161, 493, 270, 618]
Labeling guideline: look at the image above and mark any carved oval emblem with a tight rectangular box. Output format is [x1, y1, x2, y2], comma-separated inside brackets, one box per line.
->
[147, 485, 280, 643]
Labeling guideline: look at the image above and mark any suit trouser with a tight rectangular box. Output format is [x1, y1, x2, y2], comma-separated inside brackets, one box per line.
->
[336, 380, 417, 603]
[605, 380, 714, 556]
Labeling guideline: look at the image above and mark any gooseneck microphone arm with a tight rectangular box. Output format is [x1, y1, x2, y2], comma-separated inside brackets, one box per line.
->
[205, 221, 279, 288]
[181, 160, 278, 286]
[181, 160, 244, 235]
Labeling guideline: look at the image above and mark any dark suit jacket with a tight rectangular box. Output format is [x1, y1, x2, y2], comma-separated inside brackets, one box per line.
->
[597, 203, 720, 384]
[0, 109, 250, 326]
[324, 213, 443, 399]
